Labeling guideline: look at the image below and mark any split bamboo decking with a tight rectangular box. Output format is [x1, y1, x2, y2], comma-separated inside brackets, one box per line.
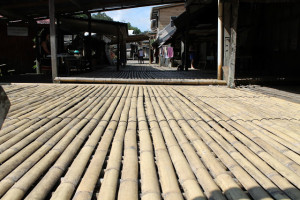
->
[0, 83, 299, 200]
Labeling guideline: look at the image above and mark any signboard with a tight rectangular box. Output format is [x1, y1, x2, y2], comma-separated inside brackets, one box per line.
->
[7, 26, 29, 36]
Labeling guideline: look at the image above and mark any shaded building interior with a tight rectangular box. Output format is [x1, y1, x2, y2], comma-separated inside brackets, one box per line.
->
[236, 2, 300, 79]
[0, 16, 129, 76]
[153, 0, 300, 85]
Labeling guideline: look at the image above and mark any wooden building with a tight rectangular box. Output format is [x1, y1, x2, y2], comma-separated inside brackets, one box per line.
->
[168, 0, 300, 87]
[150, 3, 185, 33]
[0, 0, 185, 81]
[150, 4, 186, 67]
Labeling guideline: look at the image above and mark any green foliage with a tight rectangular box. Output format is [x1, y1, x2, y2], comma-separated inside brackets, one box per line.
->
[93, 13, 113, 21]
[74, 12, 113, 21]
[75, 14, 88, 19]
[127, 22, 141, 34]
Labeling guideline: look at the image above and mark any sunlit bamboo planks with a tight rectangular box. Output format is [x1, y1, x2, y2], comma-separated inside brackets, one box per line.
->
[0, 83, 299, 200]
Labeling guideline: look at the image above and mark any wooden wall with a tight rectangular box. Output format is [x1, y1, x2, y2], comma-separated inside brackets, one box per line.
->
[158, 5, 185, 31]
[0, 21, 36, 74]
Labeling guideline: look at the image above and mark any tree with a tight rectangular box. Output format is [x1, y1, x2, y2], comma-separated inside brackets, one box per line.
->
[74, 12, 113, 21]
[93, 13, 113, 21]
[127, 22, 141, 34]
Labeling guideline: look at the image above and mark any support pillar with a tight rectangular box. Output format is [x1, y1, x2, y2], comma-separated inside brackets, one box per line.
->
[217, 0, 223, 80]
[223, 2, 231, 68]
[87, 13, 92, 63]
[117, 29, 120, 71]
[184, 8, 190, 71]
[184, 31, 189, 71]
[149, 39, 151, 64]
[228, 0, 239, 88]
[49, 0, 58, 81]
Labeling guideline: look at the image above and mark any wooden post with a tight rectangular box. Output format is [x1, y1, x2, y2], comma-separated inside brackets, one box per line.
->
[217, 0, 223, 80]
[184, 8, 190, 71]
[117, 28, 120, 71]
[223, 2, 231, 66]
[124, 39, 127, 66]
[149, 39, 151, 64]
[228, 0, 239, 88]
[49, 0, 58, 81]
[87, 13, 92, 63]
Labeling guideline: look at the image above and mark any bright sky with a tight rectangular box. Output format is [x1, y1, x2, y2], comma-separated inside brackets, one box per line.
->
[104, 6, 154, 32]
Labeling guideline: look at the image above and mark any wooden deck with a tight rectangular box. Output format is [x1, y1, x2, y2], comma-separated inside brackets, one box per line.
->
[0, 83, 300, 200]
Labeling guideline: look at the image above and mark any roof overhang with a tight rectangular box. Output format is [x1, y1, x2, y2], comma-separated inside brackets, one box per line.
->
[150, 3, 185, 20]
[126, 34, 150, 43]
[0, 0, 185, 20]
[59, 17, 128, 37]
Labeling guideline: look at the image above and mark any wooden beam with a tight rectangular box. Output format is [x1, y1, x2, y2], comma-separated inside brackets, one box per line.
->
[49, 0, 58, 81]
[228, 0, 239, 88]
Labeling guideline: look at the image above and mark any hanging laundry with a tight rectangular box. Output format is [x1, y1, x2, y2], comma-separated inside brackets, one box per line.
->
[167, 47, 174, 58]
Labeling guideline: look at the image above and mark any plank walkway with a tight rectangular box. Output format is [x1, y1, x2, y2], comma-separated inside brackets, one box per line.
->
[0, 83, 300, 200]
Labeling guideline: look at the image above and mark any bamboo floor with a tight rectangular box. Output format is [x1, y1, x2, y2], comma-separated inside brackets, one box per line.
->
[0, 83, 300, 200]
[239, 85, 300, 104]
[58, 60, 219, 85]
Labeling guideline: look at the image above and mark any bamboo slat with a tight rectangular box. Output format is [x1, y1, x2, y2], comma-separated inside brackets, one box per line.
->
[118, 87, 139, 200]
[136, 87, 161, 200]
[97, 87, 134, 200]
[144, 87, 183, 200]
[0, 83, 299, 200]
[50, 87, 130, 200]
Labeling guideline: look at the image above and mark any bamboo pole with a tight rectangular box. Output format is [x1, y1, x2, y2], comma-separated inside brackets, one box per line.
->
[144, 87, 183, 200]
[147, 87, 206, 200]
[97, 87, 135, 200]
[0, 86, 100, 162]
[0, 86, 119, 200]
[0, 86, 112, 198]
[21, 86, 125, 200]
[136, 87, 161, 200]
[1, 85, 91, 131]
[150, 87, 226, 200]
[174, 88, 300, 199]
[54, 77, 226, 85]
[118, 87, 138, 200]
[152, 87, 253, 200]
[50, 86, 130, 200]
[166, 87, 292, 200]
[118, 87, 139, 200]
[73, 87, 133, 200]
